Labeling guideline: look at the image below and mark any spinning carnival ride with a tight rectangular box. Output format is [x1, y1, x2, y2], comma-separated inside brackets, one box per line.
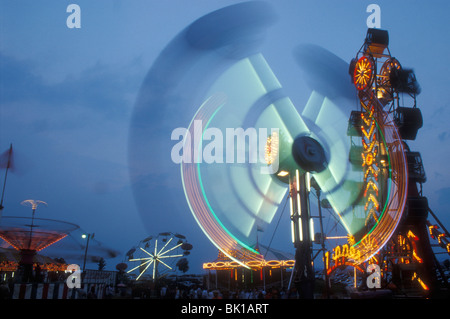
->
[0, 199, 119, 279]
[130, 3, 449, 297]
[0, 200, 79, 281]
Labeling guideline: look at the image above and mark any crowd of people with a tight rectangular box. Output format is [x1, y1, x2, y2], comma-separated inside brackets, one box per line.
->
[157, 284, 299, 299]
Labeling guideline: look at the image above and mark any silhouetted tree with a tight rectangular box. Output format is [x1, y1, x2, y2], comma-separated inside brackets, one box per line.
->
[176, 258, 189, 273]
[98, 257, 106, 271]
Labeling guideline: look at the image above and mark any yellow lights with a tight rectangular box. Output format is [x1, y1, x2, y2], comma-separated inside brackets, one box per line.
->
[362, 147, 378, 167]
[407, 230, 418, 241]
[395, 231, 425, 264]
[0, 261, 68, 272]
[203, 259, 295, 270]
[362, 137, 377, 155]
[37, 234, 68, 252]
[363, 165, 379, 180]
[365, 208, 379, 226]
[364, 180, 379, 197]
[277, 170, 289, 177]
[360, 104, 382, 229]
[331, 244, 362, 263]
[361, 121, 376, 140]
[347, 41, 408, 268]
[412, 272, 429, 291]
[406, 230, 423, 263]
[325, 254, 365, 276]
[376, 89, 386, 100]
[360, 104, 374, 124]
[353, 55, 375, 91]
[364, 194, 380, 211]
[347, 234, 356, 246]
[428, 222, 450, 254]
[264, 131, 279, 165]
[411, 250, 423, 264]
[0, 232, 68, 252]
[378, 58, 401, 104]
[428, 224, 437, 237]
[324, 251, 330, 270]
[359, 235, 377, 254]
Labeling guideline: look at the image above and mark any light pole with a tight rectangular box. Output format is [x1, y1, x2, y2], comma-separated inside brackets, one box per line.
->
[82, 233, 94, 272]
[310, 177, 330, 299]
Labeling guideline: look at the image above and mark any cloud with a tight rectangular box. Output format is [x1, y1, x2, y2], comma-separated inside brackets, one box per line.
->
[0, 51, 145, 128]
[0, 51, 148, 169]
[0, 52, 149, 246]
[437, 187, 450, 207]
[438, 131, 448, 142]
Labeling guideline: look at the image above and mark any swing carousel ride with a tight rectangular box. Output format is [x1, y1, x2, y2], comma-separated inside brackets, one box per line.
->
[0, 200, 79, 281]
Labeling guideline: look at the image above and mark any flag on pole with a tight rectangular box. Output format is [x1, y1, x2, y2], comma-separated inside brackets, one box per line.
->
[0, 144, 14, 171]
[0, 144, 14, 211]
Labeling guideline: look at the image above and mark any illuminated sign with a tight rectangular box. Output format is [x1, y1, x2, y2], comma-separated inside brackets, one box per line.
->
[324, 246, 365, 276]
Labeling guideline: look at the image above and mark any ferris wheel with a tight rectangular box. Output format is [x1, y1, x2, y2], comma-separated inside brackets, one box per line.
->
[126, 232, 192, 281]
[129, 2, 427, 297]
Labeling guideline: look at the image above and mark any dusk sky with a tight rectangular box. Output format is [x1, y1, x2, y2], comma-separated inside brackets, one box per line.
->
[1, 0, 449, 274]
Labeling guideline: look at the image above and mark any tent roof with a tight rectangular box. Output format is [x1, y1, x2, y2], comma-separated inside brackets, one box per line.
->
[256, 244, 295, 261]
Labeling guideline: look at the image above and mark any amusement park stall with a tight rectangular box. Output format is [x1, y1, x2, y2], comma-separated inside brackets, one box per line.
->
[203, 245, 295, 291]
[0, 245, 117, 299]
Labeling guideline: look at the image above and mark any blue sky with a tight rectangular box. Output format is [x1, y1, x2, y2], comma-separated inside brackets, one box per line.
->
[1, 1, 449, 274]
